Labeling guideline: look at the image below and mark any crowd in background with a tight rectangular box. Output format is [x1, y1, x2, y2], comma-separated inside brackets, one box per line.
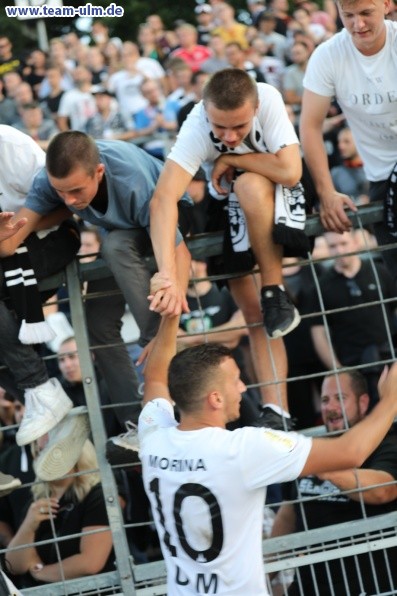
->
[0, 0, 391, 155]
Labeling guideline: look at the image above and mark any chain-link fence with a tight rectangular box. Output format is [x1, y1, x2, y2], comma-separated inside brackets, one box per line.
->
[1, 200, 397, 595]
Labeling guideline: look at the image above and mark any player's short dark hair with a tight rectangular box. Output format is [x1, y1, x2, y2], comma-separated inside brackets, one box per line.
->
[203, 68, 258, 111]
[46, 131, 100, 178]
[168, 343, 233, 413]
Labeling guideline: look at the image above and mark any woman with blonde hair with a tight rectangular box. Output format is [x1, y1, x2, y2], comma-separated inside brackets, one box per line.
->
[5, 418, 114, 588]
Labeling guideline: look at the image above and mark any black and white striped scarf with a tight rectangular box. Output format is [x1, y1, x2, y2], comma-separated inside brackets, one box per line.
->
[384, 161, 397, 238]
[2, 242, 55, 345]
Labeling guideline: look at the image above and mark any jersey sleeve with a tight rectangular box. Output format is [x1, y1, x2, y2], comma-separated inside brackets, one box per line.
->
[0, 126, 46, 212]
[138, 398, 178, 441]
[5, 140, 45, 196]
[238, 427, 312, 489]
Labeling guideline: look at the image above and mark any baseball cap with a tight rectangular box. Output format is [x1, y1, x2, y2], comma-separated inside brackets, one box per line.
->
[90, 84, 114, 97]
[195, 3, 212, 14]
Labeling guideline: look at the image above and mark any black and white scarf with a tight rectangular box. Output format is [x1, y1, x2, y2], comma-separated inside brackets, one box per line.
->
[227, 181, 311, 258]
[384, 161, 397, 238]
[208, 120, 311, 258]
[2, 242, 55, 345]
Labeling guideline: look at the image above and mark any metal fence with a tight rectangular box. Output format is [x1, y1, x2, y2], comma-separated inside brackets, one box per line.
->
[2, 200, 397, 595]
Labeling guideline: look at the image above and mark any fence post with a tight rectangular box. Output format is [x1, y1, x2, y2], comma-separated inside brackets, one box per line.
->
[66, 259, 136, 595]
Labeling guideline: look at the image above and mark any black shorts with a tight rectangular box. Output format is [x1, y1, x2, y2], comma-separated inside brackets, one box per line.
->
[369, 179, 387, 202]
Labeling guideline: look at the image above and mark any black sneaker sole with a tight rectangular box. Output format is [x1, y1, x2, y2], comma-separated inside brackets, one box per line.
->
[0, 478, 22, 498]
[255, 406, 295, 431]
[106, 440, 140, 467]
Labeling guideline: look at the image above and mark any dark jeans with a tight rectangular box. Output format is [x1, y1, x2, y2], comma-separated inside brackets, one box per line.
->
[100, 228, 160, 347]
[0, 267, 48, 401]
[84, 228, 162, 427]
[85, 276, 142, 427]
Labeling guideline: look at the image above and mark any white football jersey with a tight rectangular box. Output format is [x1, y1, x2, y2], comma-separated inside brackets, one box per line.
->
[139, 398, 312, 595]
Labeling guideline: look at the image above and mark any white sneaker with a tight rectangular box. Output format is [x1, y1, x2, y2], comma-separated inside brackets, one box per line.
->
[16, 378, 73, 446]
[34, 406, 90, 481]
[106, 421, 140, 466]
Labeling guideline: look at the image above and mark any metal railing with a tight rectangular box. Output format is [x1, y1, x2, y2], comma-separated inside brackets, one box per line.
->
[2, 200, 397, 595]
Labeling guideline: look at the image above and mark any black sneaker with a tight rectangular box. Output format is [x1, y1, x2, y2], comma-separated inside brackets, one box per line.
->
[106, 422, 140, 467]
[255, 407, 294, 431]
[261, 285, 301, 339]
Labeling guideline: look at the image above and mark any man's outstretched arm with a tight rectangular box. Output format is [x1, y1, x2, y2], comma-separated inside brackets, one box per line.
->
[142, 312, 180, 406]
[149, 159, 193, 316]
[143, 235, 191, 404]
[316, 468, 397, 505]
[0, 206, 71, 256]
[0, 208, 41, 255]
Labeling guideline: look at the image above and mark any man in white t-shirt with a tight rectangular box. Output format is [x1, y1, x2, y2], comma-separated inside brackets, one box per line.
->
[107, 41, 165, 118]
[57, 65, 96, 132]
[149, 68, 305, 431]
[138, 291, 397, 596]
[300, 0, 397, 278]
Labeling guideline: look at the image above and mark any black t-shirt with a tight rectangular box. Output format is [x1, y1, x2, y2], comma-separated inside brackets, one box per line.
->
[17, 483, 115, 590]
[23, 70, 45, 91]
[287, 431, 397, 595]
[0, 445, 35, 532]
[180, 283, 246, 365]
[0, 55, 22, 78]
[35, 483, 113, 564]
[180, 284, 238, 333]
[283, 264, 326, 374]
[303, 260, 396, 364]
[181, 283, 255, 386]
[41, 90, 64, 115]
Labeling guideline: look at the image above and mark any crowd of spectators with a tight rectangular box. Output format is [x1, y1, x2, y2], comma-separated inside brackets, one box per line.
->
[1, 0, 388, 152]
[0, 0, 397, 592]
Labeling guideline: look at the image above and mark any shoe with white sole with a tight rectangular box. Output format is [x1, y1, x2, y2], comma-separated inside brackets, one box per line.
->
[0, 472, 21, 498]
[106, 421, 140, 466]
[33, 406, 90, 481]
[261, 285, 301, 339]
[16, 378, 73, 446]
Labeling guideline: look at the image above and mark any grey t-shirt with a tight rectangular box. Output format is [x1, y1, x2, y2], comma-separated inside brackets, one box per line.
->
[26, 140, 187, 242]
